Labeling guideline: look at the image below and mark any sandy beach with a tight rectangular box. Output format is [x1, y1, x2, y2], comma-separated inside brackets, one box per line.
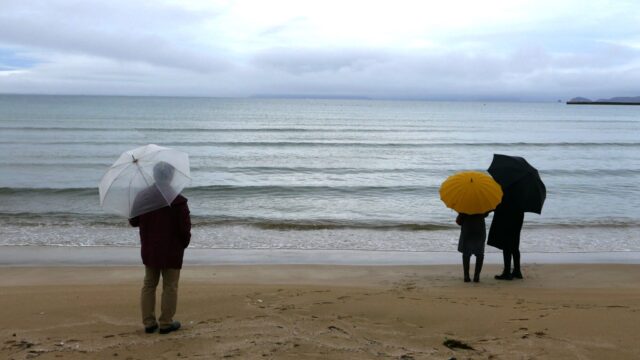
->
[2, 264, 640, 359]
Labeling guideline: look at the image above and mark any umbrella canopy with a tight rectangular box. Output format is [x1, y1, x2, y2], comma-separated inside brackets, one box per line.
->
[488, 154, 546, 214]
[440, 171, 503, 215]
[99, 144, 191, 218]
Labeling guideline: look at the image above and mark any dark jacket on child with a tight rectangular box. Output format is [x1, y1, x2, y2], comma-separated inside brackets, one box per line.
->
[457, 213, 487, 256]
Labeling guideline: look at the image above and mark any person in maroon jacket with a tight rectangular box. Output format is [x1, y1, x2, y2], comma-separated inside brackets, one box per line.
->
[129, 162, 191, 334]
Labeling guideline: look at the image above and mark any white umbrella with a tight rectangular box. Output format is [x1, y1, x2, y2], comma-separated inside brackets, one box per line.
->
[99, 144, 191, 218]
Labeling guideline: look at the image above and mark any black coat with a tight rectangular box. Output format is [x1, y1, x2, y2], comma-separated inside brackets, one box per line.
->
[487, 202, 524, 251]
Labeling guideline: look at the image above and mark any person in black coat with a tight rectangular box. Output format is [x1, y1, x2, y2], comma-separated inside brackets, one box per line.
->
[487, 193, 524, 280]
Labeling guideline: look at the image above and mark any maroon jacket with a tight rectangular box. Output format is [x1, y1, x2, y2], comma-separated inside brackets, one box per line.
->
[129, 195, 191, 269]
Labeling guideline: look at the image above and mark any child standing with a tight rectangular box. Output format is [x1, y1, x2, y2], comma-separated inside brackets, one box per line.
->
[456, 212, 488, 282]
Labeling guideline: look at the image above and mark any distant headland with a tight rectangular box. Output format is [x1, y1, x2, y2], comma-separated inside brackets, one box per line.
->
[567, 96, 640, 105]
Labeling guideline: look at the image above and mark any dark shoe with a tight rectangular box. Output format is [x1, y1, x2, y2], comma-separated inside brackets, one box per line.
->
[464, 277, 471, 283]
[473, 276, 480, 283]
[159, 321, 181, 334]
[494, 273, 513, 280]
[511, 271, 523, 279]
[144, 324, 158, 334]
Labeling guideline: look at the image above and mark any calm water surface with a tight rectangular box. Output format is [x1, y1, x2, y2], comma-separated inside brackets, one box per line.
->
[1, 95, 639, 252]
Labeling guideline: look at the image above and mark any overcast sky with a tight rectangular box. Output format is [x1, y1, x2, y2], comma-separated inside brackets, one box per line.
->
[1, 0, 639, 100]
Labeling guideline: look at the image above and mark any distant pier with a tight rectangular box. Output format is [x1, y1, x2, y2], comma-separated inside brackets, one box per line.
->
[567, 101, 640, 105]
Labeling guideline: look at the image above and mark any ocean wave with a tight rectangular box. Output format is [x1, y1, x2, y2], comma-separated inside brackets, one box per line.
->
[191, 217, 454, 231]
[2, 163, 639, 177]
[191, 166, 447, 175]
[0, 212, 453, 230]
[0, 126, 449, 133]
[0, 187, 98, 195]
[0, 126, 131, 132]
[3, 140, 640, 148]
[0, 212, 124, 226]
[189, 184, 434, 197]
[1, 212, 639, 230]
[190, 166, 640, 177]
[123, 141, 640, 148]
[539, 169, 640, 176]
[0, 162, 111, 168]
[0, 185, 436, 197]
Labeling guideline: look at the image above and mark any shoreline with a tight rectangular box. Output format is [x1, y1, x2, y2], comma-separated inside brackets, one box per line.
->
[1, 245, 640, 266]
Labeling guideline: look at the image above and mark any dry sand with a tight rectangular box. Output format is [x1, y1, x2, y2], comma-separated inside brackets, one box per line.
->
[1, 264, 640, 359]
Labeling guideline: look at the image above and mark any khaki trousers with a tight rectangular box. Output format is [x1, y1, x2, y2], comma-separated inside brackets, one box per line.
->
[141, 266, 181, 328]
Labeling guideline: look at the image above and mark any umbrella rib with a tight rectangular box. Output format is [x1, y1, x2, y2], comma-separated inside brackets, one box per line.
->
[152, 149, 191, 179]
[476, 183, 494, 212]
[170, 165, 190, 180]
[99, 163, 131, 205]
[138, 149, 190, 180]
[458, 184, 470, 211]
[127, 167, 139, 218]
[442, 181, 462, 210]
[154, 182, 173, 205]
[468, 182, 481, 214]
[134, 160, 152, 187]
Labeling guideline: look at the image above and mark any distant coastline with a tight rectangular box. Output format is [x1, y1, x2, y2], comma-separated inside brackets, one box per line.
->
[567, 96, 640, 105]
[567, 101, 640, 105]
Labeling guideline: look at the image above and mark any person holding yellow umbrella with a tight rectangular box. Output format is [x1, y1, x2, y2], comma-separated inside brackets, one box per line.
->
[440, 171, 503, 282]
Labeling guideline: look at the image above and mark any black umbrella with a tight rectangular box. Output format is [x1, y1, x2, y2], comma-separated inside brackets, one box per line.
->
[488, 154, 546, 214]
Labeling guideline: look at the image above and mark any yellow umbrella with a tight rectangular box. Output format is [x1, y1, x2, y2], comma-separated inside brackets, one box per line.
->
[440, 171, 503, 214]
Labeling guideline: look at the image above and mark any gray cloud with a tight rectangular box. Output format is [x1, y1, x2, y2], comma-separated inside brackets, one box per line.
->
[245, 45, 640, 99]
[0, 0, 228, 72]
[259, 16, 309, 37]
[252, 47, 390, 75]
[1, 0, 640, 100]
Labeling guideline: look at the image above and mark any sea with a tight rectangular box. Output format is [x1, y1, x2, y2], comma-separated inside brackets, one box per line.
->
[1, 95, 639, 254]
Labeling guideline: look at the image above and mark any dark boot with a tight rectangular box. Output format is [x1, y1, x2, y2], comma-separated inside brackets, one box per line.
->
[473, 255, 484, 282]
[511, 250, 523, 279]
[463, 255, 471, 282]
[495, 250, 513, 280]
[159, 321, 181, 335]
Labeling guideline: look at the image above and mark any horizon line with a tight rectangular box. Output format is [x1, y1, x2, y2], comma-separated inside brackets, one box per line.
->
[0, 92, 566, 103]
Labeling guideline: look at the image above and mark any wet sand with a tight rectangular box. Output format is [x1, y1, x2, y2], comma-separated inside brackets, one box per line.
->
[2, 264, 640, 359]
